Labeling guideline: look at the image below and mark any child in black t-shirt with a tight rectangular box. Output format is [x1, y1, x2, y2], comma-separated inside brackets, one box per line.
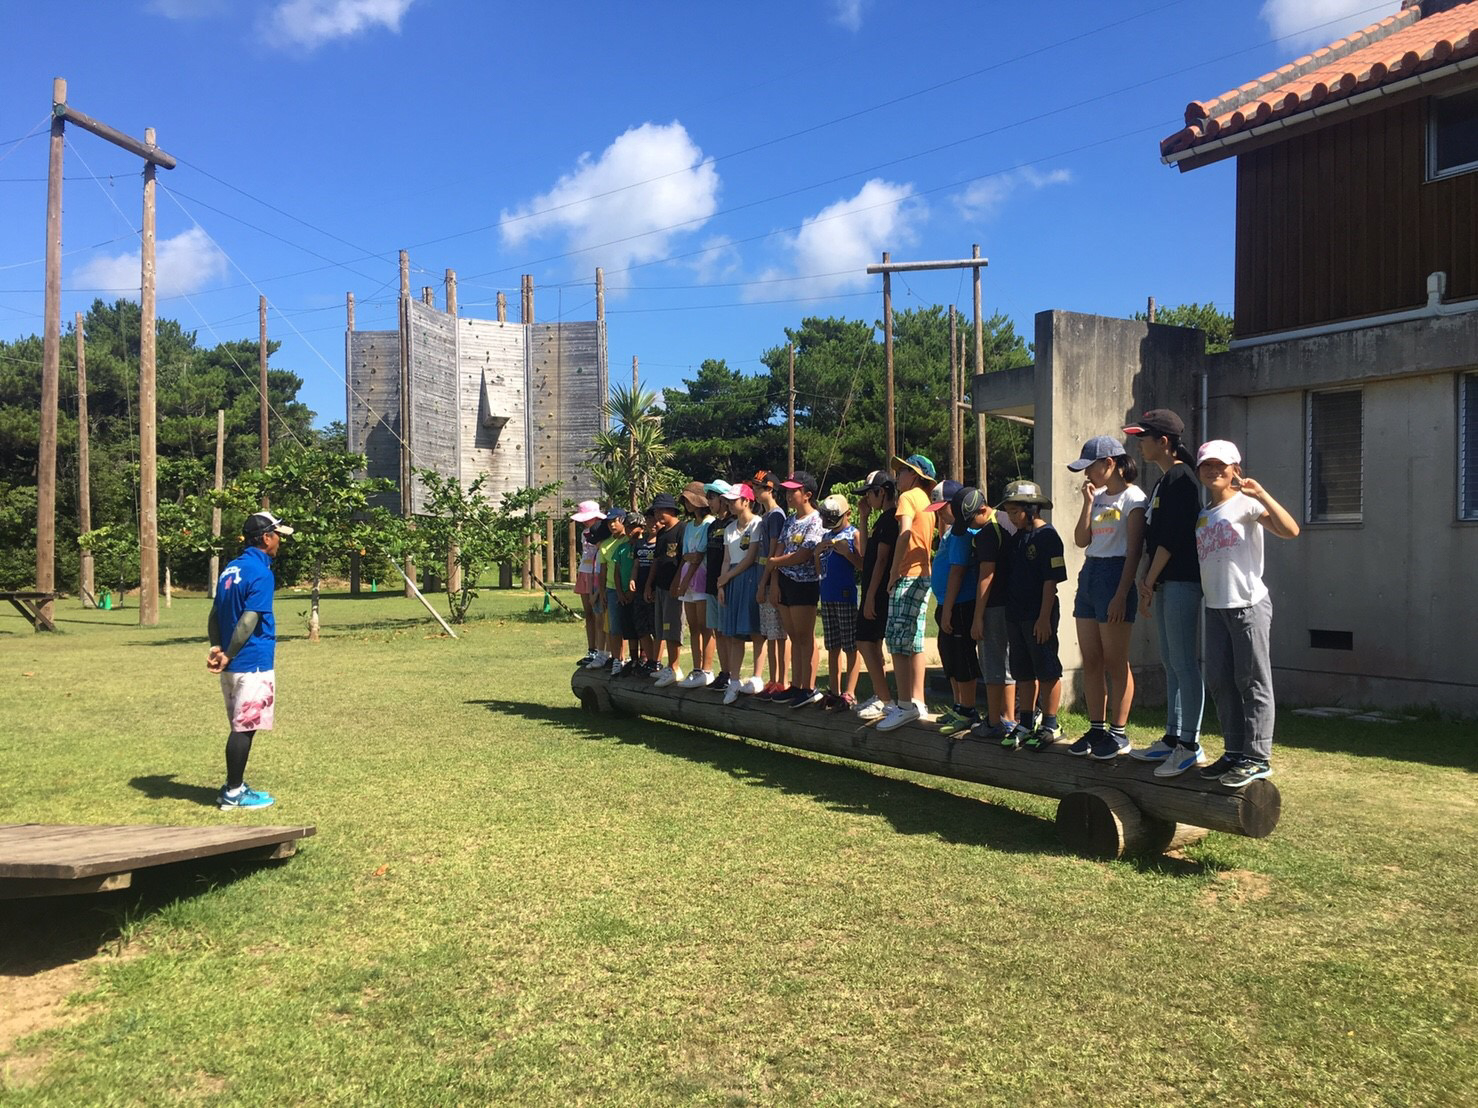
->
[631, 510, 658, 673]
[998, 480, 1068, 750]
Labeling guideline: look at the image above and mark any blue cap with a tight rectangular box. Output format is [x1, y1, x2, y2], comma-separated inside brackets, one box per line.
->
[893, 453, 937, 481]
[1066, 435, 1128, 472]
[703, 479, 734, 496]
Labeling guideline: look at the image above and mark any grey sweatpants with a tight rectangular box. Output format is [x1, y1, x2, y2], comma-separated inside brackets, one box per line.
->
[1204, 596, 1274, 764]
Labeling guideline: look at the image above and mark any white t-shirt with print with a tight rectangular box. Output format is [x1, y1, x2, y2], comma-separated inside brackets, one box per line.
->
[1086, 484, 1148, 558]
[1195, 493, 1268, 609]
[724, 517, 762, 566]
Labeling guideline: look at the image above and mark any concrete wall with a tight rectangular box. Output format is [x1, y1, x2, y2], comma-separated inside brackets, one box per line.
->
[974, 307, 1478, 716]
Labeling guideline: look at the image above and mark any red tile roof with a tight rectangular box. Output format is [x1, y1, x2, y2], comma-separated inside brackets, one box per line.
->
[1161, 0, 1478, 161]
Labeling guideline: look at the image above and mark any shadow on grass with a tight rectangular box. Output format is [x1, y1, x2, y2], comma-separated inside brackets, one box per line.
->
[127, 773, 221, 807]
[471, 698, 1066, 857]
[1266, 715, 1478, 772]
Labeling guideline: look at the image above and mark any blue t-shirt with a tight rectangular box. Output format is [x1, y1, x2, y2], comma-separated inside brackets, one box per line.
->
[819, 524, 859, 603]
[761, 507, 787, 566]
[214, 545, 277, 672]
[931, 527, 979, 605]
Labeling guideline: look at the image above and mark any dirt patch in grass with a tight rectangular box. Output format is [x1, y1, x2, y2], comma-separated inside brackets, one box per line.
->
[1199, 868, 1273, 907]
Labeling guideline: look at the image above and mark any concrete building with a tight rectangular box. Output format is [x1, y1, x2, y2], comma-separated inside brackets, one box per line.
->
[973, 0, 1478, 714]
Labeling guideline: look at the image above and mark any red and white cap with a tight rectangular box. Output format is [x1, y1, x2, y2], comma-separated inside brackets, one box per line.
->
[1196, 440, 1242, 467]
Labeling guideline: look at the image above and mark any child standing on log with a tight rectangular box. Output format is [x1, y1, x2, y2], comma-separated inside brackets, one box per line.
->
[815, 494, 862, 710]
[854, 471, 899, 722]
[631, 508, 658, 674]
[999, 481, 1067, 750]
[1193, 440, 1300, 788]
[597, 510, 636, 676]
[770, 471, 825, 708]
[645, 494, 686, 688]
[715, 483, 765, 705]
[572, 500, 606, 667]
[928, 482, 982, 736]
[675, 481, 717, 688]
[751, 471, 791, 699]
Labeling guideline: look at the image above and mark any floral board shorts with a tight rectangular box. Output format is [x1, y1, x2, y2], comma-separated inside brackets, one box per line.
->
[221, 669, 275, 732]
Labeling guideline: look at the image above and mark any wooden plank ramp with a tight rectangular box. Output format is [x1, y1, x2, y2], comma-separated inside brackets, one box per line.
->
[0, 824, 315, 899]
[572, 669, 1281, 860]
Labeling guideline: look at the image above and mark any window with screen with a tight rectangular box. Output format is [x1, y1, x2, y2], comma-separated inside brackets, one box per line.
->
[1430, 88, 1478, 180]
[1307, 389, 1363, 522]
[1463, 373, 1478, 520]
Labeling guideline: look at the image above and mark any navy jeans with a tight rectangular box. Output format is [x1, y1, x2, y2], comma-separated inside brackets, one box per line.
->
[1155, 580, 1205, 744]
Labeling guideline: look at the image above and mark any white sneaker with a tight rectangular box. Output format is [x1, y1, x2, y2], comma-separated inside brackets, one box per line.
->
[609, 657, 624, 675]
[653, 665, 678, 688]
[584, 650, 610, 669]
[677, 669, 705, 689]
[1154, 743, 1207, 778]
[741, 675, 766, 695]
[723, 679, 741, 706]
[1131, 737, 1179, 763]
[856, 697, 890, 723]
[876, 701, 921, 732]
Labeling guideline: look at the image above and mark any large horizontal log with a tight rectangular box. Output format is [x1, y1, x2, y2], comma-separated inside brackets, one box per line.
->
[572, 669, 1280, 842]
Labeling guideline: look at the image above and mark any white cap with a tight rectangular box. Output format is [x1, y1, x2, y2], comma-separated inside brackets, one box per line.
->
[1196, 439, 1242, 467]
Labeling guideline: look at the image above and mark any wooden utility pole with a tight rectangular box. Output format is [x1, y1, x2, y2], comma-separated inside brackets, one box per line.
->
[138, 126, 160, 627]
[346, 292, 359, 595]
[445, 268, 461, 596]
[258, 295, 269, 512]
[595, 267, 605, 326]
[76, 312, 95, 607]
[881, 252, 894, 460]
[972, 244, 987, 493]
[628, 355, 639, 510]
[398, 250, 415, 597]
[36, 79, 66, 629]
[496, 291, 507, 322]
[787, 342, 796, 475]
[421, 286, 434, 306]
[867, 249, 990, 472]
[444, 268, 458, 316]
[948, 306, 960, 484]
[209, 409, 224, 598]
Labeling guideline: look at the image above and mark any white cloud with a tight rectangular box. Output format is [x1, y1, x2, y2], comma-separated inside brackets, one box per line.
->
[955, 167, 1072, 222]
[831, 0, 866, 32]
[688, 235, 742, 283]
[1260, 0, 1399, 52]
[758, 179, 924, 297]
[500, 122, 721, 278]
[72, 227, 228, 299]
[263, 0, 416, 49]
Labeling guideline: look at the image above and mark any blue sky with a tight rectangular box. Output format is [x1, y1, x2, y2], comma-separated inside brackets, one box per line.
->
[0, 0, 1398, 430]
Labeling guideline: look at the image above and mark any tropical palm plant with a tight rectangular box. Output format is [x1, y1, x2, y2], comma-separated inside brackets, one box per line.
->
[585, 384, 682, 509]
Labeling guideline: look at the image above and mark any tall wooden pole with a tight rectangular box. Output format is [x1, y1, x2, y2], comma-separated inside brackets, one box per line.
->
[76, 311, 95, 607]
[399, 250, 415, 596]
[972, 244, 987, 494]
[882, 251, 894, 461]
[138, 126, 159, 628]
[629, 355, 638, 511]
[787, 342, 796, 476]
[444, 269, 461, 596]
[595, 267, 605, 326]
[444, 268, 458, 317]
[1147, 296, 1157, 323]
[948, 306, 960, 484]
[37, 78, 65, 627]
[209, 409, 224, 597]
[346, 292, 360, 596]
[496, 291, 507, 322]
[258, 295, 269, 511]
[421, 286, 434, 306]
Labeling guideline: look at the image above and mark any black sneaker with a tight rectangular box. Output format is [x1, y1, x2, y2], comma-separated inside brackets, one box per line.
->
[710, 670, 730, 692]
[1198, 754, 1238, 780]
[1219, 759, 1273, 788]
[1069, 728, 1107, 756]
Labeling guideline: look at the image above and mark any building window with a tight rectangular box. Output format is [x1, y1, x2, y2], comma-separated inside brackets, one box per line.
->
[1307, 389, 1363, 522]
[1463, 373, 1478, 521]
[1430, 88, 1478, 180]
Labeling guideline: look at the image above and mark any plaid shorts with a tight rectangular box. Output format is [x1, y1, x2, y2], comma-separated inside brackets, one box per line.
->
[885, 576, 931, 655]
[820, 601, 858, 652]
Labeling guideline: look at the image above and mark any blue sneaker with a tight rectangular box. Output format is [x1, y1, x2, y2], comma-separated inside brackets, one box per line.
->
[1130, 736, 1179, 763]
[218, 784, 275, 811]
[1089, 731, 1130, 760]
[1069, 728, 1105, 756]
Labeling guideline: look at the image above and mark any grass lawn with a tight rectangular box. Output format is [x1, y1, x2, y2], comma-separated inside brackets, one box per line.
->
[1, 588, 1475, 1105]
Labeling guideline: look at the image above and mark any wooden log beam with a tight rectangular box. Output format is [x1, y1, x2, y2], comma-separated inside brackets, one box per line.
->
[572, 670, 1279, 847]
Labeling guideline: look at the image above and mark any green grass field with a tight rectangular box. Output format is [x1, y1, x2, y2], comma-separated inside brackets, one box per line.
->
[1, 589, 1475, 1105]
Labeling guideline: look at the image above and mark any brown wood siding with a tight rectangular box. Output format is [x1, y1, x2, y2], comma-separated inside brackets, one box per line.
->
[527, 322, 603, 512]
[1235, 97, 1478, 337]
[346, 330, 401, 511]
[406, 301, 460, 515]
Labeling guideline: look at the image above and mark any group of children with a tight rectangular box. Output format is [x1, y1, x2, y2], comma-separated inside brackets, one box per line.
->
[574, 411, 1298, 790]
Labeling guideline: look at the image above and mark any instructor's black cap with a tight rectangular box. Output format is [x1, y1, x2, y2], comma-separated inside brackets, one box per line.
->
[1123, 409, 1186, 438]
[243, 511, 294, 540]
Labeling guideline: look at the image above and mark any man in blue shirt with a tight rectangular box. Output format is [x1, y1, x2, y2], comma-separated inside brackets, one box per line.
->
[207, 511, 293, 810]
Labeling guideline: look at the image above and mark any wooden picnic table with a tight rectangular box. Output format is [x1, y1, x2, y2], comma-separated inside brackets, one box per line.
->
[1, 591, 58, 631]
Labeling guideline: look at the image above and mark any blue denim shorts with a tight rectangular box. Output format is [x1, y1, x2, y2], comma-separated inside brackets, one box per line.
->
[1072, 556, 1136, 623]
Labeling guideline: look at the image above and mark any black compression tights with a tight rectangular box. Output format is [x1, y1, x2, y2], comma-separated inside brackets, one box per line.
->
[225, 730, 255, 789]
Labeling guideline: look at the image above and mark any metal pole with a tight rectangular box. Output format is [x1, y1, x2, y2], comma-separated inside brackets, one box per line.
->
[138, 126, 159, 628]
[948, 305, 960, 484]
[37, 78, 65, 627]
